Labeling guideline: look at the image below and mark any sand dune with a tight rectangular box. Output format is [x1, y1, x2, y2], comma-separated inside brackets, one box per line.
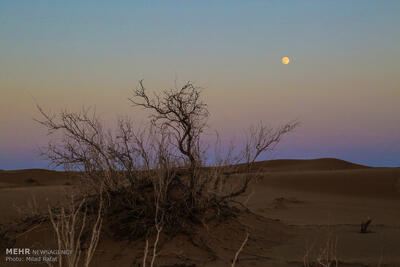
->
[1, 158, 399, 266]
[257, 168, 400, 198]
[242, 158, 370, 172]
[0, 169, 72, 188]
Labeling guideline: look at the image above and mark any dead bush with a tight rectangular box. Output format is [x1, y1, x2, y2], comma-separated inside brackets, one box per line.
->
[360, 218, 372, 233]
[36, 80, 298, 241]
[47, 193, 103, 267]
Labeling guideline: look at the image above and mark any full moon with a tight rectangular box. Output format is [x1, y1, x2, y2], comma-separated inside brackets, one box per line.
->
[281, 57, 290, 64]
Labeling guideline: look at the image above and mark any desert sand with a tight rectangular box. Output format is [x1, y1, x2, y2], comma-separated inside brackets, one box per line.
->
[1, 158, 399, 266]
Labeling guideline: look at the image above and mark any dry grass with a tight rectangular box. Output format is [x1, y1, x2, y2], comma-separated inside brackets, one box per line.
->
[13, 195, 40, 218]
[47, 193, 103, 267]
[143, 184, 164, 267]
[303, 229, 338, 267]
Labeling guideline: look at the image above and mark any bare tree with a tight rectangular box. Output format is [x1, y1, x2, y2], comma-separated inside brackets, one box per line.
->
[36, 79, 298, 243]
[243, 121, 299, 170]
[208, 120, 298, 205]
[35, 106, 166, 193]
[130, 80, 208, 199]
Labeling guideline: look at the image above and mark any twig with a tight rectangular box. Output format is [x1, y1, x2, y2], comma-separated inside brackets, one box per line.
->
[231, 232, 249, 267]
[143, 239, 149, 267]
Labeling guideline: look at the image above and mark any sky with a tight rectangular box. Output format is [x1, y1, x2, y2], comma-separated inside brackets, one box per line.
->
[1, 0, 399, 169]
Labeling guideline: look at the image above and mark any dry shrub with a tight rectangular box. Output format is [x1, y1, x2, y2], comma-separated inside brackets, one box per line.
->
[47, 193, 103, 267]
[36, 80, 298, 242]
[303, 228, 338, 267]
[360, 218, 372, 233]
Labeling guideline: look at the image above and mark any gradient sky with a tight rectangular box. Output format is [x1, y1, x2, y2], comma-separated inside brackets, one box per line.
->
[1, 1, 400, 169]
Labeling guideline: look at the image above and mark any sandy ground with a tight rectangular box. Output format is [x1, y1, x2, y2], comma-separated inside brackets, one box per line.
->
[242, 167, 400, 266]
[0, 159, 399, 266]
